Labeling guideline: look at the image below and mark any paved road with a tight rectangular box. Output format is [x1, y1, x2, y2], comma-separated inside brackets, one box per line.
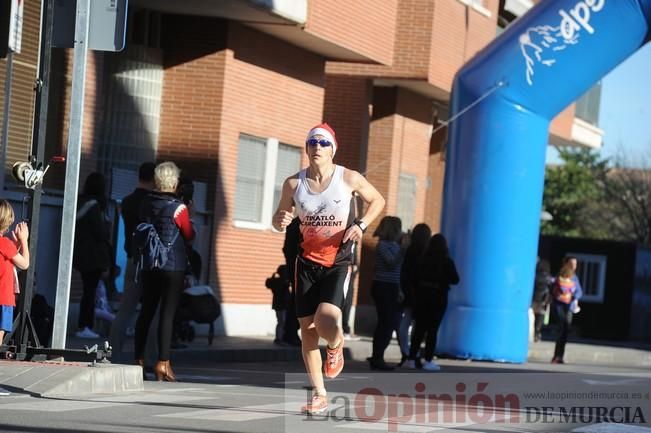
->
[1, 357, 650, 433]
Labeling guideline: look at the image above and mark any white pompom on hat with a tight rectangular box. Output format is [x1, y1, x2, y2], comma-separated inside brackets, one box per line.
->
[306, 122, 338, 156]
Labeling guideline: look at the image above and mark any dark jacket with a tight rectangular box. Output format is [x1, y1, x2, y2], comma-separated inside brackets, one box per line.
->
[532, 270, 552, 305]
[139, 192, 189, 272]
[266, 271, 290, 310]
[400, 247, 422, 307]
[121, 187, 150, 257]
[416, 255, 459, 295]
[73, 196, 111, 273]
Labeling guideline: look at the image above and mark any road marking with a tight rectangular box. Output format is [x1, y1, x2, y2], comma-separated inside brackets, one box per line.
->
[0, 391, 209, 412]
[582, 378, 644, 386]
[335, 421, 444, 432]
[574, 424, 651, 433]
[174, 374, 235, 382]
[156, 401, 300, 422]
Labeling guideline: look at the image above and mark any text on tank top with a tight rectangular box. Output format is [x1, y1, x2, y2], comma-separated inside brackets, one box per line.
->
[293, 165, 355, 267]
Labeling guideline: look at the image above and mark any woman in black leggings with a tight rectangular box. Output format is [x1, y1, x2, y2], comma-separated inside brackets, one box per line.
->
[134, 162, 195, 381]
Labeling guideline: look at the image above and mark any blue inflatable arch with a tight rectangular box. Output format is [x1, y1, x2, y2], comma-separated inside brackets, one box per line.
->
[439, 0, 651, 363]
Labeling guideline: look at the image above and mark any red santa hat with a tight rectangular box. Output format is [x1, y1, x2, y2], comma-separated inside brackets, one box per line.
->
[306, 122, 338, 156]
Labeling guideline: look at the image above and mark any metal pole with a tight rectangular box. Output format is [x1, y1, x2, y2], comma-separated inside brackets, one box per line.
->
[16, 0, 55, 349]
[51, 0, 90, 349]
[0, 51, 14, 194]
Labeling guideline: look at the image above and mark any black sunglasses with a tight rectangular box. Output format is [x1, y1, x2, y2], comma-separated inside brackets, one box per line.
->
[306, 138, 333, 147]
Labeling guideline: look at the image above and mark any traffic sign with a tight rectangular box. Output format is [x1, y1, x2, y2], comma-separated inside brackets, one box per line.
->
[53, 0, 128, 52]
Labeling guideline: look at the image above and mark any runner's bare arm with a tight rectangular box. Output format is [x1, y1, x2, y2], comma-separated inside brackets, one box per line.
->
[342, 169, 385, 243]
[272, 176, 298, 232]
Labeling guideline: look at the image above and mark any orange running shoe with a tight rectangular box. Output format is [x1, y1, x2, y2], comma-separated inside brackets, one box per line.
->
[302, 394, 328, 415]
[324, 339, 344, 378]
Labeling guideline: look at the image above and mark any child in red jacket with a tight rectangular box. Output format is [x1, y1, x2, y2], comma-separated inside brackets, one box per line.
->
[0, 200, 30, 347]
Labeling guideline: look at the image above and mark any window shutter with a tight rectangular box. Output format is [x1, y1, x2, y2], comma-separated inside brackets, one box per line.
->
[397, 173, 417, 230]
[234, 134, 267, 222]
[272, 144, 301, 212]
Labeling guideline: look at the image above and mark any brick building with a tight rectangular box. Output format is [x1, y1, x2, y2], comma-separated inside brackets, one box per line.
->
[0, 0, 602, 337]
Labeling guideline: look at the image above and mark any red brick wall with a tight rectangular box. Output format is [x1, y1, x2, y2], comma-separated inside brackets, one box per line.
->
[58, 50, 105, 183]
[550, 104, 575, 141]
[307, 0, 397, 65]
[323, 76, 372, 173]
[429, 0, 498, 90]
[358, 87, 435, 305]
[327, 0, 499, 94]
[158, 15, 228, 191]
[326, 0, 434, 79]
[395, 89, 433, 226]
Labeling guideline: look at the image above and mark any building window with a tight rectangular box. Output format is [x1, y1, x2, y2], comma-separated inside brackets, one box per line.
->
[570, 253, 607, 303]
[574, 82, 602, 126]
[273, 144, 302, 214]
[396, 173, 417, 231]
[234, 134, 301, 229]
[234, 134, 268, 224]
[98, 45, 162, 173]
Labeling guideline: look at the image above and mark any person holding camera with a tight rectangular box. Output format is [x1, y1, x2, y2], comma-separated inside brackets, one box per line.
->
[265, 265, 290, 345]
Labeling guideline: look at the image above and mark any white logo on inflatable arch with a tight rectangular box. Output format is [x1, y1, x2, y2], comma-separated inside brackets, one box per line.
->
[520, 0, 605, 86]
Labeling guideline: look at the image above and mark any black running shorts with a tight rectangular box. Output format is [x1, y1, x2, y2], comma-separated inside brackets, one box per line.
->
[295, 256, 352, 318]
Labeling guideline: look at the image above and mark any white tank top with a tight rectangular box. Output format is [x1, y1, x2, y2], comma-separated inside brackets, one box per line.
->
[293, 165, 355, 267]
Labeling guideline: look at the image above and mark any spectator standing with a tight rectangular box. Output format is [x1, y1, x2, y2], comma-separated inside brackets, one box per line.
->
[265, 265, 290, 344]
[281, 217, 302, 346]
[0, 201, 29, 396]
[406, 233, 459, 371]
[398, 223, 432, 365]
[551, 256, 583, 364]
[73, 172, 111, 339]
[368, 216, 407, 371]
[532, 258, 552, 342]
[109, 162, 157, 363]
[134, 162, 195, 381]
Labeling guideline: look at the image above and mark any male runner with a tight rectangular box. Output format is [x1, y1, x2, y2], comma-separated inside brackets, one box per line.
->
[272, 123, 385, 414]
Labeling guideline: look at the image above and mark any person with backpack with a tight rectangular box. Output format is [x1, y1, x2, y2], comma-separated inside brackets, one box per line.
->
[109, 162, 157, 364]
[133, 162, 195, 381]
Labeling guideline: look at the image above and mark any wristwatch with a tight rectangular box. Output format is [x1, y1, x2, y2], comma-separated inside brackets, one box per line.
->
[354, 219, 367, 233]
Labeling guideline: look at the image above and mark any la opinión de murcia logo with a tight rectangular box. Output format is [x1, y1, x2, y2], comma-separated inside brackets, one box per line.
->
[520, 0, 606, 86]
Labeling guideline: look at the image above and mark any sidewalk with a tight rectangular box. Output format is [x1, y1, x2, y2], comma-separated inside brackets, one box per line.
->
[67, 332, 651, 367]
[2, 333, 650, 398]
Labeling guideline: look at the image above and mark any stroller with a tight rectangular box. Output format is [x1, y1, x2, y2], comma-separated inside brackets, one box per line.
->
[173, 250, 221, 345]
[175, 283, 221, 345]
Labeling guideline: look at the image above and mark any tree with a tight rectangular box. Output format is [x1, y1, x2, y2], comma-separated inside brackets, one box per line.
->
[582, 159, 651, 244]
[542, 147, 609, 237]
